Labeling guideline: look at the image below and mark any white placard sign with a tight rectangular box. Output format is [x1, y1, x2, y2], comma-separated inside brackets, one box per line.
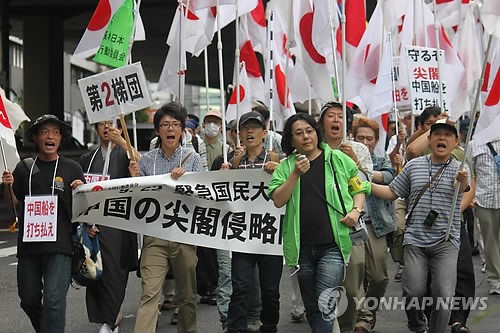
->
[405, 46, 449, 115]
[73, 170, 286, 256]
[78, 62, 152, 124]
[391, 56, 411, 109]
[23, 195, 58, 242]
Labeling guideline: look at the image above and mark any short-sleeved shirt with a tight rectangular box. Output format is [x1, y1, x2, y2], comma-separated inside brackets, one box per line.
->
[12, 157, 85, 257]
[470, 139, 500, 208]
[139, 145, 202, 176]
[389, 154, 470, 249]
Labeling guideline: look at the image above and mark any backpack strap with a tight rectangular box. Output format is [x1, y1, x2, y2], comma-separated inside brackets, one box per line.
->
[180, 150, 194, 168]
[487, 142, 498, 156]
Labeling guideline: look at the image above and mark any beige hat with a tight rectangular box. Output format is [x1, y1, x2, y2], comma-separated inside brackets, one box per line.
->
[204, 108, 222, 122]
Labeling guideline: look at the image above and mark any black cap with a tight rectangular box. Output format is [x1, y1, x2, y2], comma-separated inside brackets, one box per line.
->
[430, 122, 458, 137]
[26, 114, 71, 142]
[238, 111, 265, 129]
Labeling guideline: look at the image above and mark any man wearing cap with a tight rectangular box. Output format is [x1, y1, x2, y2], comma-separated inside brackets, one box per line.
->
[224, 111, 283, 333]
[1, 114, 85, 333]
[202, 107, 231, 169]
[371, 122, 470, 333]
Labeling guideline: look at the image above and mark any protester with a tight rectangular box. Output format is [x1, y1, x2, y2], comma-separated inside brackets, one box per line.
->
[269, 112, 370, 332]
[252, 103, 284, 154]
[352, 117, 396, 333]
[406, 108, 477, 332]
[370, 122, 470, 333]
[129, 102, 202, 333]
[223, 111, 283, 333]
[318, 101, 373, 331]
[78, 120, 139, 333]
[1, 114, 85, 333]
[470, 137, 500, 295]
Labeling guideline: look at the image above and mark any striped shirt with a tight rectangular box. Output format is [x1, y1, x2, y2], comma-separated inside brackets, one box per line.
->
[389, 155, 470, 249]
[139, 145, 202, 176]
[230, 149, 273, 170]
[470, 139, 500, 208]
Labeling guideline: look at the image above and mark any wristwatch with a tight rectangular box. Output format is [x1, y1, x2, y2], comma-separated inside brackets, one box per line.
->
[353, 206, 363, 214]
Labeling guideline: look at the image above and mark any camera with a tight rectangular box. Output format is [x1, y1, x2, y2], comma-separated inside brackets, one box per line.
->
[423, 209, 439, 228]
[350, 217, 368, 246]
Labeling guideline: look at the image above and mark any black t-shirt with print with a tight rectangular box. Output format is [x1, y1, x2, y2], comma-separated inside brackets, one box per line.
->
[12, 156, 85, 257]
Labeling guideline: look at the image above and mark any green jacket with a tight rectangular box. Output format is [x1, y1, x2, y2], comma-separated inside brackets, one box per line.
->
[268, 143, 371, 266]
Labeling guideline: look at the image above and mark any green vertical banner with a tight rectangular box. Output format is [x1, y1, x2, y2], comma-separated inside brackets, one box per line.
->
[331, 77, 339, 101]
[93, 0, 134, 68]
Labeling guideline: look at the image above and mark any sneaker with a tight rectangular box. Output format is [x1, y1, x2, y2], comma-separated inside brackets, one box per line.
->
[394, 264, 404, 282]
[489, 285, 500, 295]
[352, 326, 369, 333]
[247, 320, 261, 333]
[481, 263, 486, 273]
[290, 312, 305, 323]
[98, 324, 113, 333]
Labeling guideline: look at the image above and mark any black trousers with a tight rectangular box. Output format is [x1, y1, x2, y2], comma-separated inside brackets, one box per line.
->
[449, 222, 476, 325]
[196, 246, 219, 296]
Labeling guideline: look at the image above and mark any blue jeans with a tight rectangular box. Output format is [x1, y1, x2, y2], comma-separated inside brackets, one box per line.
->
[17, 253, 72, 333]
[217, 250, 262, 328]
[403, 242, 458, 333]
[297, 243, 345, 333]
[227, 252, 282, 333]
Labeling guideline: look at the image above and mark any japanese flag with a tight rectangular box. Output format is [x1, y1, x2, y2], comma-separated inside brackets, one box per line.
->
[74, 0, 145, 59]
[0, 89, 30, 173]
[226, 63, 252, 123]
[473, 37, 500, 145]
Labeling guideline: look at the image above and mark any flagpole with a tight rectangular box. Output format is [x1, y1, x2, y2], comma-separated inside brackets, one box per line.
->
[267, 10, 275, 151]
[0, 139, 18, 232]
[284, 1, 293, 112]
[204, 47, 210, 119]
[421, 0, 428, 47]
[341, 0, 347, 142]
[235, 1, 241, 148]
[178, 0, 189, 105]
[388, 31, 399, 135]
[127, 0, 142, 150]
[215, 0, 228, 164]
[445, 33, 494, 242]
[432, 0, 444, 109]
[328, 0, 341, 101]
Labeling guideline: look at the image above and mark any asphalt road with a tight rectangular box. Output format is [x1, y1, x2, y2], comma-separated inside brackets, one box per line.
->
[0, 230, 498, 333]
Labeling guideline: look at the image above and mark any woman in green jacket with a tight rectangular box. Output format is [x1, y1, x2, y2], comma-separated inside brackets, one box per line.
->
[269, 113, 370, 332]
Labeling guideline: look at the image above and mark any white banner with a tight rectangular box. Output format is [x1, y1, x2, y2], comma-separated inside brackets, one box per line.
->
[78, 62, 152, 124]
[405, 46, 449, 115]
[73, 169, 285, 255]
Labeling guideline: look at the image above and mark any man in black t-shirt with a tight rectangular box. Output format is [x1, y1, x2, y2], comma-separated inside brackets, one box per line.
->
[2, 114, 85, 333]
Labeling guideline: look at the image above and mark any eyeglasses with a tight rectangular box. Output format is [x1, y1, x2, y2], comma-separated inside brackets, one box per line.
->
[97, 121, 113, 128]
[159, 122, 182, 129]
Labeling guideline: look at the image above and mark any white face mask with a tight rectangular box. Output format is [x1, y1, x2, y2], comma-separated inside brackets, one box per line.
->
[204, 122, 221, 137]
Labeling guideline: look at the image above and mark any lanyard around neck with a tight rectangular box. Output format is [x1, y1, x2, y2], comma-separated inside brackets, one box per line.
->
[28, 155, 59, 200]
[86, 146, 102, 175]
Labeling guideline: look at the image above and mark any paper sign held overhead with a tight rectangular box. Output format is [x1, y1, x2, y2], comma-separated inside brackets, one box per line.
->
[405, 46, 449, 116]
[78, 62, 152, 124]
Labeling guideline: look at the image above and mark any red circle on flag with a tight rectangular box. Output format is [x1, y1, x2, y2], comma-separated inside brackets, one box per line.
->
[88, 0, 112, 31]
[91, 185, 104, 192]
[300, 12, 326, 64]
[229, 85, 246, 104]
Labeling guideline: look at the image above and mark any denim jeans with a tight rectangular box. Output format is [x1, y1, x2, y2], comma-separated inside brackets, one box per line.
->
[227, 252, 282, 333]
[297, 243, 345, 333]
[403, 242, 458, 333]
[17, 253, 71, 333]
